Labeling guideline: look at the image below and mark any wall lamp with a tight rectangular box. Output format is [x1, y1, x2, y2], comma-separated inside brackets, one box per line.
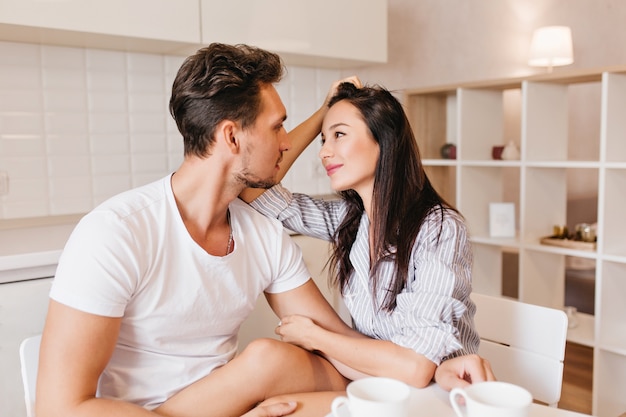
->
[528, 26, 574, 72]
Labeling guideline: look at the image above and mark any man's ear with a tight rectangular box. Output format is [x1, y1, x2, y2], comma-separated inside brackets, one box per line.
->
[217, 120, 241, 154]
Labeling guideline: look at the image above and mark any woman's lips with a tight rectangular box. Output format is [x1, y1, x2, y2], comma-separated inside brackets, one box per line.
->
[325, 164, 342, 176]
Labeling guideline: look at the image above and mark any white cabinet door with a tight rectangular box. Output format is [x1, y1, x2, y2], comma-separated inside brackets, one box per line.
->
[238, 235, 349, 351]
[0, 0, 200, 45]
[200, 0, 387, 68]
[0, 277, 53, 417]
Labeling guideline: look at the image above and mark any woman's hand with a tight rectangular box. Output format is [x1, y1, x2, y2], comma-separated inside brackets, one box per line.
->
[275, 315, 321, 351]
[322, 75, 362, 108]
[434, 354, 496, 391]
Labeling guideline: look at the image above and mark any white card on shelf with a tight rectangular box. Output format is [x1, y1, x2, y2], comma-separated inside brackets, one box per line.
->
[489, 203, 516, 238]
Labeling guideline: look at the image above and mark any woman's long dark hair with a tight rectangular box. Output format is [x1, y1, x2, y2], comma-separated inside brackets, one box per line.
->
[328, 83, 457, 312]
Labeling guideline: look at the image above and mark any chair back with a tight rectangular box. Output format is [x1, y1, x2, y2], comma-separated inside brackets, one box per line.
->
[472, 292, 568, 407]
[19, 334, 42, 417]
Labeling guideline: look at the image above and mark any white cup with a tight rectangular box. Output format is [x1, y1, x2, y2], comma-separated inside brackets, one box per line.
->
[449, 381, 532, 417]
[331, 377, 410, 417]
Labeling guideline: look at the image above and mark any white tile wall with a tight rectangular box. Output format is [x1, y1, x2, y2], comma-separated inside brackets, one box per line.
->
[0, 41, 340, 219]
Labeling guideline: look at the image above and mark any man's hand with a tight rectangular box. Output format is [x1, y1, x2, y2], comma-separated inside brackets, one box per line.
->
[241, 401, 297, 417]
[434, 354, 496, 391]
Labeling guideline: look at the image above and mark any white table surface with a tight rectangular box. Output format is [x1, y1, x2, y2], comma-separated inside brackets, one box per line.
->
[327, 384, 590, 417]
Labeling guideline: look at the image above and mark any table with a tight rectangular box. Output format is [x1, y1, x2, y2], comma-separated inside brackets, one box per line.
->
[327, 384, 591, 417]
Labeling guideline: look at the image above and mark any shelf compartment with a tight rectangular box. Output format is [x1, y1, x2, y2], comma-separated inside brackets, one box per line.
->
[595, 349, 626, 417]
[523, 81, 568, 161]
[601, 168, 626, 257]
[457, 88, 515, 161]
[602, 72, 626, 164]
[522, 167, 567, 243]
[523, 167, 598, 244]
[518, 249, 565, 309]
[459, 165, 520, 239]
[471, 243, 507, 295]
[406, 91, 452, 160]
[597, 261, 626, 351]
[424, 165, 456, 207]
[523, 81, 602, 162]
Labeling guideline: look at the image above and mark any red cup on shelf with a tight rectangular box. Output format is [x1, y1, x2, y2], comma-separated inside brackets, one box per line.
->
[492, 146, 504, 160]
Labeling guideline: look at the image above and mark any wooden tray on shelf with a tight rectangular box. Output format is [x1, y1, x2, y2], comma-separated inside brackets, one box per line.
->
[540, 236, 596, 251]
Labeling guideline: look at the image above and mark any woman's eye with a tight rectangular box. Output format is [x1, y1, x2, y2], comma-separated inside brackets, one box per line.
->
[335, 131, 345, 139]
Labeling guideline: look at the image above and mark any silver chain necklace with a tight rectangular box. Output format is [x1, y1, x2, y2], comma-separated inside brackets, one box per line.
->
[226, 210, 233, 255]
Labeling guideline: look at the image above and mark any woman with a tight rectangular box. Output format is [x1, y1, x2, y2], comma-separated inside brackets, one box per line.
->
[245, 82, 480, 387]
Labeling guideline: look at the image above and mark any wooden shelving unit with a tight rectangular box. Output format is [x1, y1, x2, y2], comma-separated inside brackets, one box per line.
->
[405, 66, 626, 417]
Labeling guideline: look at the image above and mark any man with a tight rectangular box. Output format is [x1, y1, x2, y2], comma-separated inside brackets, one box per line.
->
[37, 43, 352, 417]
[37, 43, 493, 417]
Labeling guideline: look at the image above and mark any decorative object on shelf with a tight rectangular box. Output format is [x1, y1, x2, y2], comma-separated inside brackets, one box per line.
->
[501, 141, 520, 160]
[564, 306, 579, 329]
[440, 143, 457, 159]
[489, 203, 516, 238]
[553, 225, 569, 239]
[575, 223, 596, 243]
[540, 223, 597, 251]
[491, 145, 504, 160]
[528, 26, 574, 73]
[540, 236, 596, 251]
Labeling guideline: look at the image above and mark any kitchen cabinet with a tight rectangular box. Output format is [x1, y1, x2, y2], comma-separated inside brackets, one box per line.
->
[0, 0, 387, 68]
[0, 277, 53, 417]
[200, 0, 387, 68]
[0, 0, 201, 54]
[238, 235, 350, 350]
[404, 66, 626, 417]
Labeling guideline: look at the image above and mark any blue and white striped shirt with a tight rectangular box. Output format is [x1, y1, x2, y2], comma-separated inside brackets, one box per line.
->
[250, 184, 479, 365]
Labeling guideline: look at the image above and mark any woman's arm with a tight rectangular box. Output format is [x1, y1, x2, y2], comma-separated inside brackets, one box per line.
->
[276, 314, 436, 388]
[240, 76, 361, 203]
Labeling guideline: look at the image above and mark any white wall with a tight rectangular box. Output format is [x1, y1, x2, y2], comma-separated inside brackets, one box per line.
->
[0, 41, 339, 219]
[345, 0, 626, 89]
[340, 0, 624, 204]
[3, 0, 624, 220]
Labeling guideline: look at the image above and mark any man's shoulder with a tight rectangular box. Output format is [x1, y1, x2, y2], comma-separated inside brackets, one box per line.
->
[230, 198, 294, 245]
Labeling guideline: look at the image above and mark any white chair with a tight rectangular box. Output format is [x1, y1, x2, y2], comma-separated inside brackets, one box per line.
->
[19, 334, 42, 417]
[472, 292, 568, 407]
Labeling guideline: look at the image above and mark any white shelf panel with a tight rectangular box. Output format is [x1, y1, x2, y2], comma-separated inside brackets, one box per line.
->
[601, 253, 626, 264]
[460, 160, 521, 167]
[525, 160, 601, 168]
[422, 159, 457, 166]
[471, 236, 520, 248]
[524, 242, 599, 259]
[604, 162, 626, 169]
[597, 343, 626, 357]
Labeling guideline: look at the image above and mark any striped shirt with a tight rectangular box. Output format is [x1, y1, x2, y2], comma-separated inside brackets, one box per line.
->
[250, 184, 480, 365]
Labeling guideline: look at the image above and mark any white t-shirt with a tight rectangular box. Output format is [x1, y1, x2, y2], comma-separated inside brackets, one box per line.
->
[50, 175, 310, 409]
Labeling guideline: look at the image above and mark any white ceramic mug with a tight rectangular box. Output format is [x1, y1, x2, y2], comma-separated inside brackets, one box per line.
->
[449, 381, 532, 417]
[331, 377, 411, 417]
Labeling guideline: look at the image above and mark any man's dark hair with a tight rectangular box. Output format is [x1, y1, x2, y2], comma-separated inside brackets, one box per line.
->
[169, 43, 285, 157]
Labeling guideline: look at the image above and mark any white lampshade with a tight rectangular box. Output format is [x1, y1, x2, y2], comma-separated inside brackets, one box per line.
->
[528, 26, 574, 70]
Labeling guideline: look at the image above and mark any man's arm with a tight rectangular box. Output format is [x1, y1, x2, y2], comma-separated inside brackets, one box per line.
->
[37, 300, 156, 417]
[265, 279, 355, 336]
